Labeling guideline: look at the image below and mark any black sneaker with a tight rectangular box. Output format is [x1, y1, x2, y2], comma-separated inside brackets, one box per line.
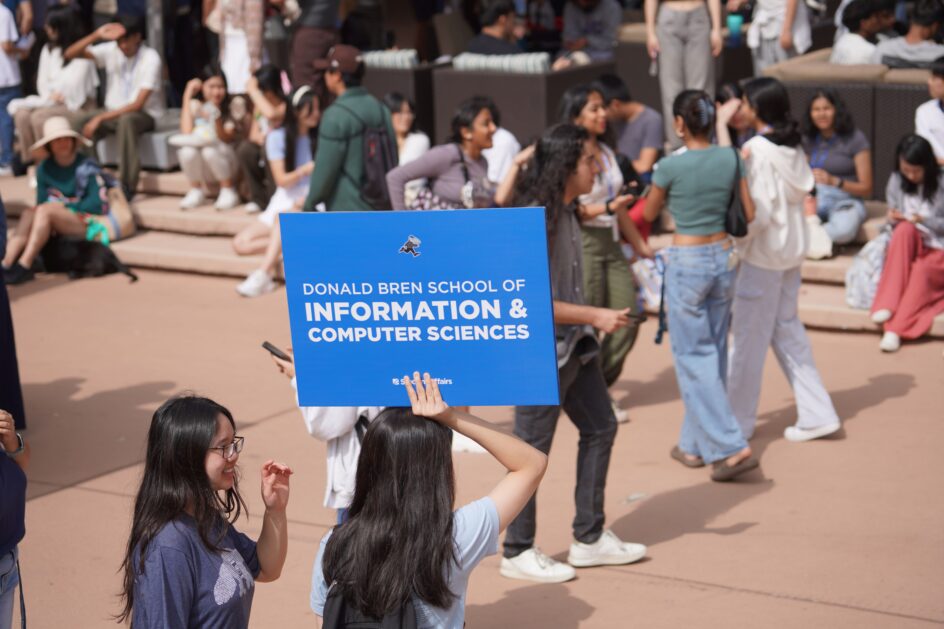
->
[4, 262, 35, 285]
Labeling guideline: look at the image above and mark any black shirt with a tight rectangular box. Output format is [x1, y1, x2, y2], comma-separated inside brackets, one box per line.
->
[297, 0, 340, 29]
[466, 33, 521, 55]
[0, 454, 26, 557]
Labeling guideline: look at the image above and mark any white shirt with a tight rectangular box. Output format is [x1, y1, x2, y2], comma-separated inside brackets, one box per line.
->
[482, 126, 521, 184]
[747, 0, 812, 54]
[37, 46, 99, 110]
[916, 99, 944, 160]
[830, 33, 878, 65]
[90, 41, 166, 119]
[579, 142, 624, 233]
[400, 131, 431, 194]
[0, 5, 21, 88]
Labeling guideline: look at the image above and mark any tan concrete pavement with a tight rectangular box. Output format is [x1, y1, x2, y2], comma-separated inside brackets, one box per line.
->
[7, 270, 944, 628]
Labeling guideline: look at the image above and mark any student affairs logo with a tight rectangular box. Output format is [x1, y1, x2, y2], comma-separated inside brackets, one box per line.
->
[399, 235, 422, 257]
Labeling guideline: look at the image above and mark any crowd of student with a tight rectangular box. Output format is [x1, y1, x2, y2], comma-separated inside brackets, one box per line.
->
[2, 1, 944, 628]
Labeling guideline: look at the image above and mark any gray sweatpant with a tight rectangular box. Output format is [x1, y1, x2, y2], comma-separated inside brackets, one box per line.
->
[656, 4, 716, 149]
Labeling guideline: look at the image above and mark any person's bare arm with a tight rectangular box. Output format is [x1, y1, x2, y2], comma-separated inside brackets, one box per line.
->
[708, 0, 723, 56]
[179, 81, 202, 134]
[633, 148, 659, 175]
[642, 183, 666, 222]
[739, 176, 755, 223]
[781, 0, 798, 50]
[842, 150, 873, 199]
[553, 300, 630, 333]
[616, 208, 654, 259]
[65, 22, 125, 61]
[245, 76, 286, 126]
[255, 461, 292, 582]
[269, 157, 314, 189]
[494, 145, 534, 207]
[16, 0, 31, 36]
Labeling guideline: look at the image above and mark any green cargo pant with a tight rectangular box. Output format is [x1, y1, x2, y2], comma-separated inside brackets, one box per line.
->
[70, 109, 155, 196]
[581, 226, 640, 387]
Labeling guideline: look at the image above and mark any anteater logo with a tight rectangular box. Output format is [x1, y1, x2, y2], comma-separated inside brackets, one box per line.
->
[399, 235, 421, 257]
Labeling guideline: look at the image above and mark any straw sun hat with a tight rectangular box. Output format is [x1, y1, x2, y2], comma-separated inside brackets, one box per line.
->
[29, 116, 94, 152]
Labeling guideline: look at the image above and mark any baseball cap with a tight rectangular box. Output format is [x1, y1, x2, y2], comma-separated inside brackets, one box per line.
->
[313, 45, 364, 73]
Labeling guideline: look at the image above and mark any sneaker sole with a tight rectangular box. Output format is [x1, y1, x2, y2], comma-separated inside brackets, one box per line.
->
[784, 423, 841, 442]
[567, 548, 646, 568]
[499, 563, 575, 584]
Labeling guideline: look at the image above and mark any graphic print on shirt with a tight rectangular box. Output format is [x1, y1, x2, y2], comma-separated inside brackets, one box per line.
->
[213, 548, 253, 605]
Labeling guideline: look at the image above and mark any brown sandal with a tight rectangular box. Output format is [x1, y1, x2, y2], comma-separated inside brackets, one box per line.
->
[670, 445, 705, 468]
[710, 456, 759, 482]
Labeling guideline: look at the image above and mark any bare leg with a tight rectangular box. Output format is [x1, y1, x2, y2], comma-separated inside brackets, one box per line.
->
[19, 204, 87, 268]
[259, 221, 283, 277]
[3, 208, 35, 268]
[232, 221, 271, 255]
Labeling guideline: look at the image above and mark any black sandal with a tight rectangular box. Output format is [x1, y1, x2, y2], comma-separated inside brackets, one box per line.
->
[710, 456, 759, 482]
[670, 445, 705, 468]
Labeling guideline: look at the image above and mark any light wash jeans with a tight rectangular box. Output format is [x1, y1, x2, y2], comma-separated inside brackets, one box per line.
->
[816, 183, 867, 245]
[664, 240, 748, 463]
[0, 547, 19, 629]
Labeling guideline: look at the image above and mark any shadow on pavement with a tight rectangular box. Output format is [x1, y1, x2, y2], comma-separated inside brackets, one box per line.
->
[609, 477, 774, 547]
[21, 377, 177, 500]
[7, 274, 72, 303]
[465, 582, 595, 628]
[612, 366, 678, 410]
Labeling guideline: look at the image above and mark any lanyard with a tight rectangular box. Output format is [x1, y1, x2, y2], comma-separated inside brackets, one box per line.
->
[810, 135, 836, 170]
[595, 149, 614, 200]
[122, 51, 140, 102]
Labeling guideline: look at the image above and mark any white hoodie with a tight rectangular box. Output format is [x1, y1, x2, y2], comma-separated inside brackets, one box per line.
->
[291, 378, 382, 509]
[738, 135, 815, 271]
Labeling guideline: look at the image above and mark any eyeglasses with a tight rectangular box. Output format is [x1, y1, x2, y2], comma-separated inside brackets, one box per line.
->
[208, 436, 244, 461]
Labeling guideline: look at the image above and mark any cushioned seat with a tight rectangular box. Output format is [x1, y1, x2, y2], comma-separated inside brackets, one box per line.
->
[95, 109, 182, 172]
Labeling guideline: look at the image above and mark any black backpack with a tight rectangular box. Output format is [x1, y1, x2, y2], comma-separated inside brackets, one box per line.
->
[334, 102, 399, 210]
[321, 582, 418, 629]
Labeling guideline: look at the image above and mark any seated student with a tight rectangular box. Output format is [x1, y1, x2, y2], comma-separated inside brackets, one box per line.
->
[234, 86, 319, 298]
[238, 65, 287, 214]
[870, 134, 944, 352]
[10, 6, 98, 167]
[593, 73, 663, 182]
[915, 56, 944, 165]
[176, 65, 242, 211]
[0, 408, 28, 629]
[64, 15, 166, 200]
[801, 88, 873, 245]
[562, 0, 620, 62]
[467, 0, 521, 55]
[872, 0, 944, 67]
[383, 91, 430, 204]
[2, 117, 109, 285]
[311, 374, 548, 627]
[831, 0, 882, 64]
[834, 0, 897, 42]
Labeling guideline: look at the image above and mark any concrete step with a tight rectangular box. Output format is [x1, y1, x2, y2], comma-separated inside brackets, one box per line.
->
[133, 195, 257, 236]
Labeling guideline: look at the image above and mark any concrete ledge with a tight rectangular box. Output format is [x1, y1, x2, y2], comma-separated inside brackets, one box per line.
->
[133, 196, 256, 236]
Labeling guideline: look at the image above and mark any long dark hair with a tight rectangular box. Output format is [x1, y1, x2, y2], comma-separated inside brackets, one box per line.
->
[451, 96, 492, 143]
[117, 396, 246, 623]
[255, 64, 286, 102]
[895, 134, 940, 201]
[513, 123, 589, 238]
[801, 88, 856, 140]
[322, 408, 456, 618]
[673, 89, 715, 138]
[743, 77, 801, 147]
[558, 84, 600, 126]
[197, 63, 231, 121]
[283, 86, 319, 172]
[383, 91, 417, 133]
[46, 6, 85, 66]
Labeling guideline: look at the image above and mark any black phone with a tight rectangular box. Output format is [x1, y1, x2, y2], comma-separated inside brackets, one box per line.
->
[627, 312, 649, 323]
[262, 341, 292, 362]
[638, 184, 651, 198]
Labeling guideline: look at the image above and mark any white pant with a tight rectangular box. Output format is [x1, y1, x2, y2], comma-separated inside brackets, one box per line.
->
[727, 262, 840, 439]
[178, 143, 237, 186]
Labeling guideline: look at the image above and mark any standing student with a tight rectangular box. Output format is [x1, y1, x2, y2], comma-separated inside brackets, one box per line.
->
[311, 374, 547, 627]
[643, 91, 760, 481]
[0, 0, 23, 177]
[728, 0, 812, 75]
[116, 396, 292, 628]
[645, 0, 723, 149]
[728, 77, 842, 442]
[500, 124, 647, 584]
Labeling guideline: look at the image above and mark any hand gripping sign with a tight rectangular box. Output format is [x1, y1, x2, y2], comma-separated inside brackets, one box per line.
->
[280, 208, 560, 407]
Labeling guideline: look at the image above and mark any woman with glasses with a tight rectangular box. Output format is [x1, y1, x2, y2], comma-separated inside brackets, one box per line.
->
[116, 396, 292, 628]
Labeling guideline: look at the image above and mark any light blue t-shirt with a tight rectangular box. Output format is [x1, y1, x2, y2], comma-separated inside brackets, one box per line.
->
[311, 496, 499, 629]
[264, 127, 313, 170]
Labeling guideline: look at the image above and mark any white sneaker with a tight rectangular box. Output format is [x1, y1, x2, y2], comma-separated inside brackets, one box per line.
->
[180, 188, 206, 209]
[611, 400, 629, 424]
[243, 202, 261, 214]
[568, 530, 647, 568]
[871, 309, 892, 324]
[215, 187, 240, 210]
[236, 269, 276, 298]
[879, 331, 901, 352]
[0, 165, 12, 177]
[784, 422, 841, 442]
[500, 548, 576, 584]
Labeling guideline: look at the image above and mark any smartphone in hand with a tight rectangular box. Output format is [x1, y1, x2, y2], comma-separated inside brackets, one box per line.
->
[262, 341, 292, 362]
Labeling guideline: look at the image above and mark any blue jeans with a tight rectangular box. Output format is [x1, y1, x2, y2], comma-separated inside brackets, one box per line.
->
[664, 240, 747, 463]
[816, 184, 867, 245]
[0, 547, 19, 629]
[0, 84, 21, 168]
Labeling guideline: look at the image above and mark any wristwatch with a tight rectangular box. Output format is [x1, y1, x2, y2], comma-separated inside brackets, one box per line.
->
[2, 433, 24, 457]
[605, 197, 615, 215]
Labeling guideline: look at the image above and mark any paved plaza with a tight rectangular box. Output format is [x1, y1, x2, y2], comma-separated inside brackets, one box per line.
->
[7, 269, 944, 628]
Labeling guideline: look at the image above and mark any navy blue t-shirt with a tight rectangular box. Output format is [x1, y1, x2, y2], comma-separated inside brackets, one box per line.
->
[132, 516, 261, 629]
[0, 454, 26, 557]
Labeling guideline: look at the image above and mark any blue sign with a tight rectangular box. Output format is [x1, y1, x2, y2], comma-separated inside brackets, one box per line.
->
[280, 208, 560, 407]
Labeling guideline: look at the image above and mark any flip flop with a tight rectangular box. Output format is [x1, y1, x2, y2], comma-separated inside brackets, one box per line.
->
[710, 455, 759, 482]
[670, 445, 705, 468]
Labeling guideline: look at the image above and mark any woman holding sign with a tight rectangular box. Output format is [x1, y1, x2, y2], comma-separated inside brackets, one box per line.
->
[310, 373, 547, 628]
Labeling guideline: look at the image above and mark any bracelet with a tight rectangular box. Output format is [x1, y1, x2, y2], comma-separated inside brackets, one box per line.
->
[2, 433, 24, 457]
[604, 197, 615, 216]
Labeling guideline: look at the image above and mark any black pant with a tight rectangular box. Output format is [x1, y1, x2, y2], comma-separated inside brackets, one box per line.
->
[236, 140, 275, 208]
[503, 346, 618, 558]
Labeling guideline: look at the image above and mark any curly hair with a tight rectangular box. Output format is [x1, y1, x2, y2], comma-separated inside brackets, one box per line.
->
[801, 88, 857, 140]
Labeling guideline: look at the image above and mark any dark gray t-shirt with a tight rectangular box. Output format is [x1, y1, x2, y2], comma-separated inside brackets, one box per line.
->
[132, 517, 260, 629]
[615, 106, 664, 166]
[802, 129, 869, 182]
